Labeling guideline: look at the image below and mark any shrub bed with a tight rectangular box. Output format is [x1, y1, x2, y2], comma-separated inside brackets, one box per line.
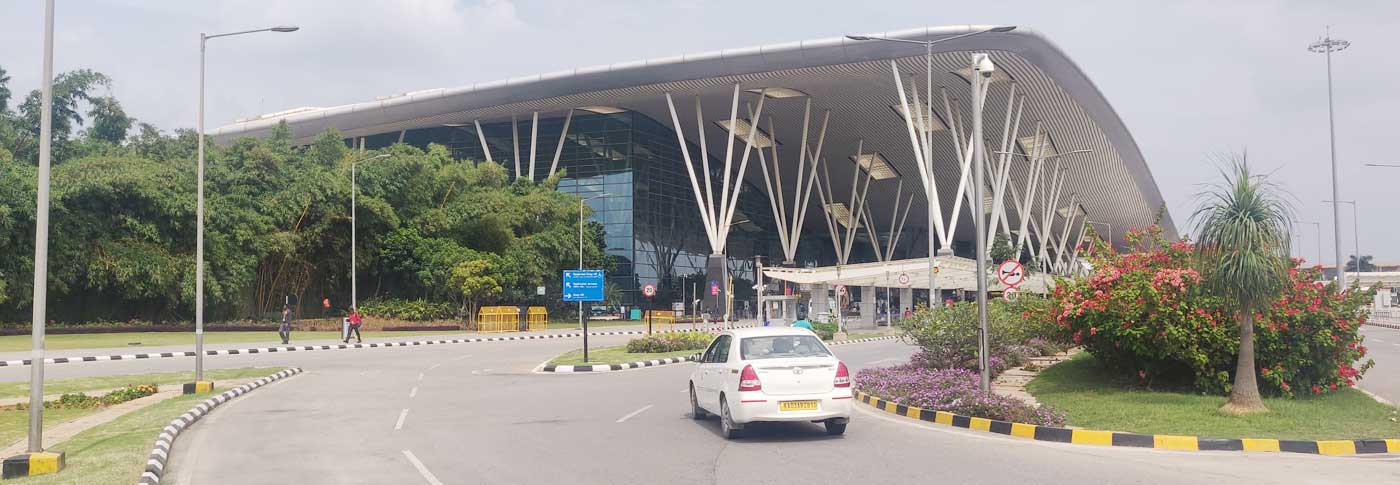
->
[899, 298, 1067, 379]
[12, 384, 159, 410]
[625, 332, 713, 353]
[1043, 225, 1374, 397]
[358, 298, 456, 321]
[857, 365, 1066, 426]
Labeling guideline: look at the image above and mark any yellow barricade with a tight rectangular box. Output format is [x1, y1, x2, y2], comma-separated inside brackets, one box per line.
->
[644, 310, 677, 331]
[477, 306, 520, 333]
[526, 306, 548, 332]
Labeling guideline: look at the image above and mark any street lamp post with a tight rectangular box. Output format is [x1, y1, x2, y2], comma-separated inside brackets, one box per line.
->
[579, 193, 610, 362]
[26, 0, 56, 455]
[1323, 200, 1360, 274]
[1295, 220, 1322, 268]
[352, 153, 389, 312]
[846, 26, 1016, 311]
[1308, 28, 1349, 290]
[195, 25, 298, 383]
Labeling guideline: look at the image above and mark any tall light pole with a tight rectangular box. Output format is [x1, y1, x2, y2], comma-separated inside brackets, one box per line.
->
[1295, 220, 1322, 268]
[194, 25, 298, 384]
[1309, 28, 1349, 290]
[969, 53, 996, 392]
[1323, 200, 1360, 273]
[352, 153, 389, 311]
[579, 193, 609, 362]
[846, 25, 1016, 311]
[25, 0, 56, 455]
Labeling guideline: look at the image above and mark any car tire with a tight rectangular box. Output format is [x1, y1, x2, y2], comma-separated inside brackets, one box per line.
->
[690, 384, 709, 420]
[824, 420, 847, 436]
[719, 398, 741, 439]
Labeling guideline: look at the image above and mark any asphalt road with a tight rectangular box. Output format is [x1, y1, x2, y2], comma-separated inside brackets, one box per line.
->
[1361, 324, 1400, 404]
[5, 327, 1399, 484]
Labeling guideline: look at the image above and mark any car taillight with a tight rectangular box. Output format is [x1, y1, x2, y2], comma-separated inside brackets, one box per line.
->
[738, 364, 762, 392]
[834, 362, 850, 388]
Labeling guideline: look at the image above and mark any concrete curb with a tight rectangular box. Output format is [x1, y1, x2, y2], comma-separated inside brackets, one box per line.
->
[137, 368, 302, 485]
[0, 326, 759, 368]
[1365, 321, 1400, 330]
[537, 333, 900, 373]
[855, 390, 1400, 456]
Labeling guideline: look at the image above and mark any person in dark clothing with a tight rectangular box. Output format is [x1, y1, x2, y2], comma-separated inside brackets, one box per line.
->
[279, 305, 292, 344]
[345, 308, 363, 343]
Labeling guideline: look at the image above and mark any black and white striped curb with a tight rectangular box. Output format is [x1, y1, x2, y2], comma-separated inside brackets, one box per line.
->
[542, 356, 695, 373]
[1366, 320, 1400, 330]
[537, 334, 901, 373]
[138, 368, 302, 485]
[0, 326, 759, 368]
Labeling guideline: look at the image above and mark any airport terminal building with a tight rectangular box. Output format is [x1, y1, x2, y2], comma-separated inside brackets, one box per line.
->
[212, 25, 1173, 327]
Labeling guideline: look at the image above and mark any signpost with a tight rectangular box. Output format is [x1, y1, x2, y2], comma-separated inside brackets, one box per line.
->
[897, 273, 910, 286]
[996, 260, 1025, 288]
[642, 283, 656, 334]
[563, 270, 605, 362]
[1002, 287, 1019, 302]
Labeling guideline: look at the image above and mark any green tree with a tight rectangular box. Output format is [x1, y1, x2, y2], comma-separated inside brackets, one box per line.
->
[1345, 254, 1375, 272]
[15, 69, 111, 160]
[0, 66, 11, 113]
[452, 255, 506, 325]
[86, 95, 133, 144]
[989, 232, 1016, 266]
[1191, 155, 1294, 415]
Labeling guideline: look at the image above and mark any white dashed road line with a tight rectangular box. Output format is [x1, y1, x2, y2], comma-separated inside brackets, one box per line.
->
[395, 408, 410, 430]
[417, 373, 425, 381]
[429, 363, 442, 370]
[616, 404, 654, 423]
[864, 358, 903, 366]
[451, 354, 471, 361]
[409, 386, 418, 398]
[402, 450, 444, 485]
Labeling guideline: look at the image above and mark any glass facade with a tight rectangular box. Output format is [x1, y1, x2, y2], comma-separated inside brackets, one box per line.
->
[367, 111, 782, 308]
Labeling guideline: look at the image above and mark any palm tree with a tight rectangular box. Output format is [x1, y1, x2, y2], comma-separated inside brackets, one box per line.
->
[1346, 254, 1375, 273]
[1192, 155, 1293, 415]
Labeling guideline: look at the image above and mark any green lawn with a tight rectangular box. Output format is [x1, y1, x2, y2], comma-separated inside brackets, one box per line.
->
[0, 367, 282, 401]
[548, 345, 699, 366]
[4, 393, 213, 484]
[0, 407, 100, 449]
[0, 330, 465, 353]
[1027, 353, 1400, 440]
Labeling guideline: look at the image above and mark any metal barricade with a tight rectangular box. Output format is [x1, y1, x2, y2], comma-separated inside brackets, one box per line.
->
[644, 310, 677, 331]
[526, 306, 548, 332]
[477, 306, 520, 333]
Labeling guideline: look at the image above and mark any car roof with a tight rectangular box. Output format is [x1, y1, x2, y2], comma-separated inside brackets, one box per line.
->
[724, 327, 819, 338]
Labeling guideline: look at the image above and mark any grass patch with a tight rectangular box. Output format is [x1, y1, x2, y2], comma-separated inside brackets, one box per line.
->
[0, 330, 464, 353]
[0, 407, 100, 448]
[4, 392, 216, 484]
[0, 368, 281, 401]
[840, 332, 888, 341]
[548, 345, 698, 366]
[1027, 353, 1400, 440]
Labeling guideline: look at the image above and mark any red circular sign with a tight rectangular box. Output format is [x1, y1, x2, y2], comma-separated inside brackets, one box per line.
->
[997, 260, 1026, 287]
[897, 273, 910, 286]
[642, 284, 656, 298]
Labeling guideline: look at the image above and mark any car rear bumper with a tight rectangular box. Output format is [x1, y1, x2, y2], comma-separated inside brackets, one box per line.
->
[730, 390, 853, 424]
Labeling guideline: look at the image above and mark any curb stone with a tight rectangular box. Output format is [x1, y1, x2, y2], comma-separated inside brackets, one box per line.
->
[137, 368, 302, 485]
[855, 390, 1400, 456]
[536, 334, 901, 373]
[0, 326, 759, 368]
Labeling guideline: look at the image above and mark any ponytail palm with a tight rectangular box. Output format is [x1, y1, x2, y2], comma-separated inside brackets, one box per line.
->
[1191, 155, 1293, 414]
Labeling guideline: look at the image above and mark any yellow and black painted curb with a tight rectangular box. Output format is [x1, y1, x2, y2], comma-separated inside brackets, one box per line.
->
[1, 451, 64, 479]
[181, 380, 214, 394]
[856, 391, 1399, 456]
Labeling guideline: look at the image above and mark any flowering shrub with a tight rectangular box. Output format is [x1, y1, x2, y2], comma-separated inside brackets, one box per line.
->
[856, 365, 1066, 426]
[625, 332, 712, 353]
[16, 383, 159, 410]
[899, 298, 1065, 379]
[1043, 224, 1374, 396]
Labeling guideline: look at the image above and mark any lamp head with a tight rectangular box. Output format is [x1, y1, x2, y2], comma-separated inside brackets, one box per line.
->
[989, 25, 1017, 33]
[271, 26, 300, 33]
[845, 35, 873, 41]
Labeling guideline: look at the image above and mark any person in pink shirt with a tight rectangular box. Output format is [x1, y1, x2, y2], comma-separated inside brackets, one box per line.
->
[345, 308, 363, 343]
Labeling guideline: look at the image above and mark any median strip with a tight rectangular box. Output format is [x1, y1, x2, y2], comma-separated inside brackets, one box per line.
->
[855, 390, 1399, 456]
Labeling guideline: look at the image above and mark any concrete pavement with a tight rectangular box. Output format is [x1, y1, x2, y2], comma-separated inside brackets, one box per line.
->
[154, 336, 1399, 484]
[1361, 325, 1400, 404]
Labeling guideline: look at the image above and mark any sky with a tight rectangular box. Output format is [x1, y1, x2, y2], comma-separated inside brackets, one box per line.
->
[2, 0, 1397, 264]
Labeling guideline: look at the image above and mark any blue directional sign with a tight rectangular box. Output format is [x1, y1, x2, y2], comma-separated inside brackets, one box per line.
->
[562, 270, 606, 302]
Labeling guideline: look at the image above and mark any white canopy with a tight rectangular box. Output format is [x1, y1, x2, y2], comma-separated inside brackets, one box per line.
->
[762, 256, 1053, 293]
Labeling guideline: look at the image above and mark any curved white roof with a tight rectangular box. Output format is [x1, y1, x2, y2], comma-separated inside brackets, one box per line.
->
[212, 25, 1175, 244]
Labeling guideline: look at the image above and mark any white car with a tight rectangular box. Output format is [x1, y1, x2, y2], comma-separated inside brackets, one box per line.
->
[688, 327, 852, 438]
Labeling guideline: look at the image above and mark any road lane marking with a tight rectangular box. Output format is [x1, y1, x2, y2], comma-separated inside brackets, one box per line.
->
[402, 450, 444, 485]
[417, 373, 425, 381]
[395, 408, 410, 430]
[616, 404, 654, 423]
[409, 387, 418, 398]
[451, 354, 471, 361]
[864, 358, 903, 366]
[429, 363, 442, 370]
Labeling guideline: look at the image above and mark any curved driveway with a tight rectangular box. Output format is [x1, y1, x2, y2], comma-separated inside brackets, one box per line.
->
[135, 331, 1400, 484]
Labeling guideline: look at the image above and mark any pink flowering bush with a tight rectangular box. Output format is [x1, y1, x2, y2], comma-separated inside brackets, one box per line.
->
[1041, 225, 1374, 396]
[856, 365, 1066, 426]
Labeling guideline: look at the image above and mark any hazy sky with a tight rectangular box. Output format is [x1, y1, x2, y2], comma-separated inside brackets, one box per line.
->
[2, 0, 1397, 263]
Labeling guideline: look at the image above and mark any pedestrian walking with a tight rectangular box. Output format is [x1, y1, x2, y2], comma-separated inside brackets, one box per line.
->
[279, 305, 293, 344]
[322, 297, 330, 318]
[345, 308, 363, 343]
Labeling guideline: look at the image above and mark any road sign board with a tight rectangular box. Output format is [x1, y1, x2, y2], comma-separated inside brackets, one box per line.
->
[536, 286, 546, 296]
[897, 273, 910, 286]
[996, 260, 1025, 287]
[562, 270, 605, 302]
[1003, 287, 1020, 302]
[642, 283, 656, 298]
[835, 284, 847, 296]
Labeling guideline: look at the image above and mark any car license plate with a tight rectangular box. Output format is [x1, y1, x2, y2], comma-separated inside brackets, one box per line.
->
[779, 400, 818, 411]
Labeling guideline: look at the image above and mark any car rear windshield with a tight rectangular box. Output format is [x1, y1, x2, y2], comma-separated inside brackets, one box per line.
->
[739, 335, 830, 360]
